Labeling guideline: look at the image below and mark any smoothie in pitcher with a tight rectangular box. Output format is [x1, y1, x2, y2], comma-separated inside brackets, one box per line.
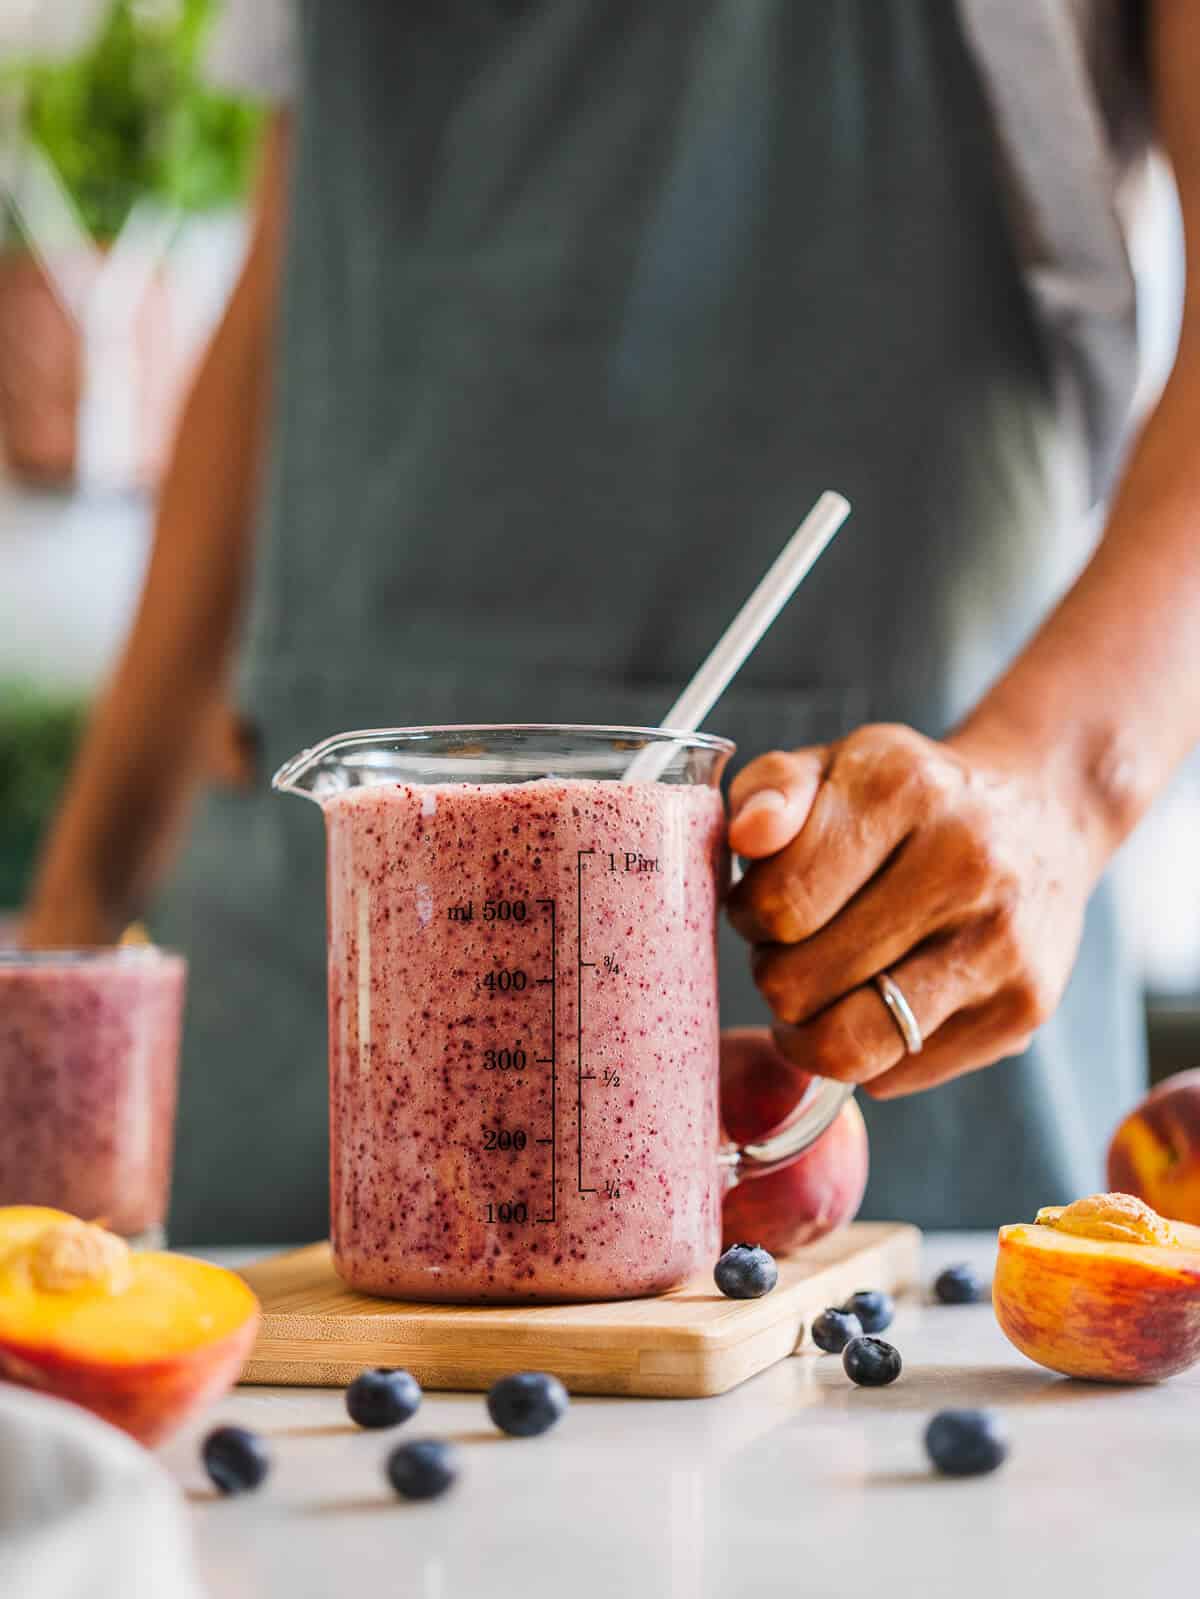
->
[325, 778, 726, 1301]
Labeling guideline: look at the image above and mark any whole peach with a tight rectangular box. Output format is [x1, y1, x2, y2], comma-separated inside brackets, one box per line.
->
[1107, 1069, 1200, 1226]
[720, 1027, 814, 1146]
[722, 1097, 869, 1255]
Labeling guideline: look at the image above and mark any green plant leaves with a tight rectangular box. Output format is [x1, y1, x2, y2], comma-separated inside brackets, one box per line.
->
[10, 0, 262, 243]
[0, 680, 88, 908]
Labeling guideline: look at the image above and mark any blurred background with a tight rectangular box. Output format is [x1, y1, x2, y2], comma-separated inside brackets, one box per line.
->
[0, 0, 258, 915]
[0, 0, 1197, 1077]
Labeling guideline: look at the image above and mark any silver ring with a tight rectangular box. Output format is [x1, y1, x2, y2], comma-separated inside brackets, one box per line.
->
[874, 971, 924, 1055]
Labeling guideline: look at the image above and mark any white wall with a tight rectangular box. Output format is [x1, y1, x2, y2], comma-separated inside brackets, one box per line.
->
[1111, 157, 1198, 996]
[0, 477, 150, 691]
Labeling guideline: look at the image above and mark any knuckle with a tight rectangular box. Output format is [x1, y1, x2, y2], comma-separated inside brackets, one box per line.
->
[913, 749, 965, 815]
[960, 824, 1000, 902]
[987, 894, 1022, 947]
[731, 749, 803, 802]
[806, 1008, 867, 1081]
[864, 748, 919, 810]
[751, 950, 798, 1022]
[939, 812, 1015, 907]
[844, 721, 922, 757]
[745, 870, 820, 943]
[1008, 971, 1053, 1031]
[983, 898, 1029, 978]
[838, 724, 949, 815]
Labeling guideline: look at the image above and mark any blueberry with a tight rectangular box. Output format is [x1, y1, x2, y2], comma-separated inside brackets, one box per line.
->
[811, 1308, 863, 1353]
[345, 1367, 422, 1429]
[487, 1371, 569, 1438]
[714, 1242, 779, 1299]
[841, 1289, 894, 1333]
[386, 1437, 460, 1501]
[933, 1264, 985, 1305]
[202, 1426, 271, 1496]
[842, 1335, 902, 1387]
[925, 1409, 1009, 1477]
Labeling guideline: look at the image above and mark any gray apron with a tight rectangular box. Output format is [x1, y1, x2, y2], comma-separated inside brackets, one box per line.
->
[158, 0, 1145, 1244]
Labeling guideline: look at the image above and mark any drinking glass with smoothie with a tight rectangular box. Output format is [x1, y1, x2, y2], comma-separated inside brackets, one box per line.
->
[277, 725, 849, 1304]
[0, 948, 186, 1246]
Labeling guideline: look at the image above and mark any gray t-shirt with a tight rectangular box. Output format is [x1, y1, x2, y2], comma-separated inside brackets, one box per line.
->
[207, 0, 1154, 501]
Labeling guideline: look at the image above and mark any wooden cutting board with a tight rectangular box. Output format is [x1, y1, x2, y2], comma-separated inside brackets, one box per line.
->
[238, 1222, 920, 1399]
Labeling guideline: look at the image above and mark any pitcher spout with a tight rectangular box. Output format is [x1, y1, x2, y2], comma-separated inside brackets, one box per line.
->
[271, 731, 364, 804]
[272, 726, 464, 802]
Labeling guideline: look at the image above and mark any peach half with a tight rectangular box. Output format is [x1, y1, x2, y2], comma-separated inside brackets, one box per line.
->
[993, 1193, 1200, 1383]
[0, 1206, 259, 1446]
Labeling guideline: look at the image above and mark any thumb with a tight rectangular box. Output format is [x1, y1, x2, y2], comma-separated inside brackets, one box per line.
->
[727, 747, 825, 859]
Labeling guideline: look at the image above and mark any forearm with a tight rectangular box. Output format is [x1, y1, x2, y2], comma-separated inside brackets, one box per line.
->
[954, 0, 1200, 876]
[953, 355, 1200, 869]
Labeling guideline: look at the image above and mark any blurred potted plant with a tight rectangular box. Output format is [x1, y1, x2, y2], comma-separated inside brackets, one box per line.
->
[0, 680, 88, 913]
[0, 0, 261, 489]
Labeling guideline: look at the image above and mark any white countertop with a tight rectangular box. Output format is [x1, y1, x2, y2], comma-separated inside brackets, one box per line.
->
[163, 1234, 1200, 1599]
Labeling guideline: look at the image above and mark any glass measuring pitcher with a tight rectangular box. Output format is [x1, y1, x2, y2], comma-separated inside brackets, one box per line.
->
[275, 726, 850, 1303]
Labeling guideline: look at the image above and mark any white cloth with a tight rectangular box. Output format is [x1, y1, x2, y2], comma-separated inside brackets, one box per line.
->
[0, 0, 108, 59]
[0, 1386, 204, 1599]
[204, 0, 298, 105]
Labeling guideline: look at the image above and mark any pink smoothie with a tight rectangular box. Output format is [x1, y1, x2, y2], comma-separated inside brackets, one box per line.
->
[0, 950, 185, 1240]
[325, 778, 727, 1302]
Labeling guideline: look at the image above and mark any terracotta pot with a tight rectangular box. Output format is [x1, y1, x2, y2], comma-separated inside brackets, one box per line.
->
[0, 248, 181, 492]
[0, 251, 80, 487]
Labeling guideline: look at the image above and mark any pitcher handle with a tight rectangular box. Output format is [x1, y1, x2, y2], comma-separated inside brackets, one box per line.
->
[720, 854, 852, 1183]
[718, 1076, 853, 1187]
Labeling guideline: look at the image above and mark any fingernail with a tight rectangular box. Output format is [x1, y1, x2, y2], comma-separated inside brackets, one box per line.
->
[733, 788, 787, 823]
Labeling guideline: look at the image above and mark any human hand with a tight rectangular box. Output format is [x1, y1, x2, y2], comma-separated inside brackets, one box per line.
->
[725, 723, 1107, 1098]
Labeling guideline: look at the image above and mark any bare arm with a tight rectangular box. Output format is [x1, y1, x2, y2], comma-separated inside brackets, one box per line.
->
[950, 0, 1200, 857]
[726, 0, 1200, 1096]
[23, 112, 292, 947]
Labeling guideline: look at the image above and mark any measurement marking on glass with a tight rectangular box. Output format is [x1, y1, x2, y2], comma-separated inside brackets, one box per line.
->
[576, 850, 598, 1194]
[535, 897, 557, 1222]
